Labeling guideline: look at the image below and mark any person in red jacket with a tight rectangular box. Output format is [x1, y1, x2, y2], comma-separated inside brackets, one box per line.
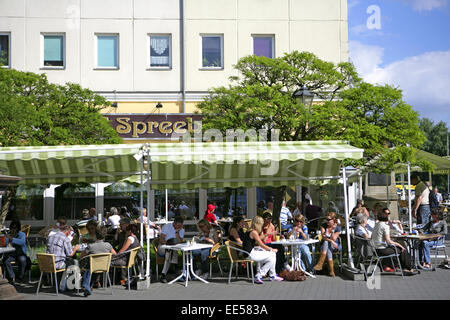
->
[204, 204, 219, 225]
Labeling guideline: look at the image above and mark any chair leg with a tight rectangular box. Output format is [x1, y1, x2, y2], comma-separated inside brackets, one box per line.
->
[251, 263, 254, 285]
[235, 263, 238, 280]
[127, 268, 131, 291]
[54, 273, 59, 296]
[228, 263, 233, 284]
[218, 258, 223, 277]
[36, 272, 43, 295]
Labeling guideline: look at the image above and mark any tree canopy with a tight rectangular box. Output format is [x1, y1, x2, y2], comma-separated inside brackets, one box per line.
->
[0, 68, 121, 147]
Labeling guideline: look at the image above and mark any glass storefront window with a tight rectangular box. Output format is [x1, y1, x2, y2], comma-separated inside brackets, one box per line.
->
[54, 183, 95, 220]
[207, 187, 246, 218]
[154, 189, 199, 221]
[104, 182, 140, 217]
[5, 184, 44, 221]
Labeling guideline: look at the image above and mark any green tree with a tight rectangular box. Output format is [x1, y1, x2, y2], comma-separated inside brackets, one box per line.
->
[0, 68, 121, 227]
[196, 51, 425, 223]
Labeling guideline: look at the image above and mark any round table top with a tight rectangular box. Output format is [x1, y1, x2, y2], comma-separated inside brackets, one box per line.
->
[0, 246, 16, 255]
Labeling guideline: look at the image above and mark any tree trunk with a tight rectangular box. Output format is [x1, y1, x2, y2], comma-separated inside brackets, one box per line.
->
[0, 186, 16, 229]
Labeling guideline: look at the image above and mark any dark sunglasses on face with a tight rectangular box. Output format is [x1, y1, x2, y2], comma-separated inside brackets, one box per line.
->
[326, 218, 333, 221]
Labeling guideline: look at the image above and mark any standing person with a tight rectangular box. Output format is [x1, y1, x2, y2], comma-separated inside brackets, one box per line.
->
[192, 219, 219, 280]
[242, 216, 284, 284]
[429, 187, 440, 210]
[159, 216, 185, 283]
[79, 225, 117, 297]
[137, 208, 161, 240]
[434, 187, 443, 203]
[279, 201, 293, 230]
[204, 204, 219, 226]
[411, 174, 431, 226]
[313, 212, 341, 277]
[2, 220, 28, 284]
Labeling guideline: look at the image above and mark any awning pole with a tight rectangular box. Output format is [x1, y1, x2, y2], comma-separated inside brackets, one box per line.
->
[146, 147, 151, 278]
[165, 189, 168, 221]
[139, 153, 144, 279]
[407, 163, 412, 233]
[342, 166, 354, 269]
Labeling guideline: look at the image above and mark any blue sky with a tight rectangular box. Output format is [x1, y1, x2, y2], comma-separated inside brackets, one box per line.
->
[348, 0, 450, 125]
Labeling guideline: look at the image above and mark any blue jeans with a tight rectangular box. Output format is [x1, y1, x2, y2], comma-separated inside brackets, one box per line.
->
[82, 269, 92, 294]
[298, 245, 313, 272]
[192, 248, 211, 273]
[421, 239, 443, 264]
[3, 255, 26, 280]
[417, 205, 431, 225]
[320, 241, 342, 260]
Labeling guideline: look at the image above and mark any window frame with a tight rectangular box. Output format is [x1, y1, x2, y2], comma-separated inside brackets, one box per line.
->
[40, 32, 66, 70]
[0, 32, 11, 68]
[94, 33, 120, 70]
[147, 33, 172, 70]
[252, 34, 275, 59]
[199, 34, 224, 70]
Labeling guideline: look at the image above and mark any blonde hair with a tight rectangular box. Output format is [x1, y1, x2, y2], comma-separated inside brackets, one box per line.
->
[294, 214, 305, 224]
[250, 216, 264, 235]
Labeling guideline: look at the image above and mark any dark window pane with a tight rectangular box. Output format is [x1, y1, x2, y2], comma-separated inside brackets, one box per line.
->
[150, 36, 170, 67]
[0, 35, 10, 67]
[202, 36, 222, 67]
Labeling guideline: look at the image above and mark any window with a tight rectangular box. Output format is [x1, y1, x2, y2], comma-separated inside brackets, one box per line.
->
[0, 33, 10, 68]
[253, 35, 274, 59]
[96, 34, 119, 69]
[201, 35, 223, 68]
[42, 34, 65, 68]
[149, 35, 171, 68]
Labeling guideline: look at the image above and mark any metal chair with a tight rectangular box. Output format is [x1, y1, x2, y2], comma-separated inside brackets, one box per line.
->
[151, 238, 165, 280]
[224, 241, 254, 285]
[364, 238, 404, 279]
[208, 242, 223, 279]
[36, 253, 66, 296]
[111, 247, 140, 291]
[431, 235, 448, 271]
[79, 253, 113, 295]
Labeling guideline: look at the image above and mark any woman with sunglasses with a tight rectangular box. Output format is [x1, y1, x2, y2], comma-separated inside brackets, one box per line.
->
[192, 219, 219, 280]
[262, 212, 291, 273]
[313, 212, 342, 277]
[287, 214, 313, 272]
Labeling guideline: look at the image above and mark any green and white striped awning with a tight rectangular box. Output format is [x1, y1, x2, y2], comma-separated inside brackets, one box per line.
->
[0, 144, 142, 185]
[144, 141, 364, 190]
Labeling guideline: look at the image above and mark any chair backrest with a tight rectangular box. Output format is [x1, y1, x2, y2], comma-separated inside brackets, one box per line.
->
[21, 224, 31, 237]
[209, 242, 221, 257]
[152, 238, 165, 263]
[225, 240, 249, 262]
[36, 253, 57, 273]
[89, 253, 112, 274]
[127, 247, 140, 268]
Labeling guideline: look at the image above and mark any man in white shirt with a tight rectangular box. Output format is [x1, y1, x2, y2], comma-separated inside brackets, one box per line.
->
[411, 175, 431, 226]
[159, 216, 185, 283]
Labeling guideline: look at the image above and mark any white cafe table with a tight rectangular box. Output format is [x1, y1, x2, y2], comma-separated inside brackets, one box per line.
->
[160, 242, 213, 287]
[271, 238, 319, 278]
[0, 247, 16, 277]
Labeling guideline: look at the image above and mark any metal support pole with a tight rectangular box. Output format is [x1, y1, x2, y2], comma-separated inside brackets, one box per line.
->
[165, 189, 168, 221]
[146, 148, 151, 279]
[342, 166, 354, 269]
[139, 154, 144, 278]
[407, 163, 412, 233]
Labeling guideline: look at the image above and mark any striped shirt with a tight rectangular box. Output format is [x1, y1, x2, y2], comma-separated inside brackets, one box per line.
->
[46, 231, 74, 269]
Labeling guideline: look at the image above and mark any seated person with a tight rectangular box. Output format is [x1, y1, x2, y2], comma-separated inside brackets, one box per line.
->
[262, 212, 290, 273]
[417, 209, 448, 269]
[286, 214, 313, 272]
[112, 217, 131, 251]
[158, 216, 185, 283]
[80, 219, 98, 245]
[204, 204, 219, 226]
[279, 201, 293, 230]
[106, 207, 121, 233]
[111, 224, 144, 285]
[2, 220, 28, 284]
[313, 212, 341, 277]
[355, 213, 372, 239]
[228, 216, 246, 245]
[193, 219, 219, 280]
[136, 208, 161, 240]
[39, 216, 71, 239]
[371, 208, 416, 275]
[79, 225, 117, 297]
[46, 225, 80, 291]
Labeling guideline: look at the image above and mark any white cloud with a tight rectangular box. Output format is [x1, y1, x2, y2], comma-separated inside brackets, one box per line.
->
[349, 41, 450, 124]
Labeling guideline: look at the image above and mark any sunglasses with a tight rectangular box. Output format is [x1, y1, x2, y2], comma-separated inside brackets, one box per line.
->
[326, 218, 333, 221]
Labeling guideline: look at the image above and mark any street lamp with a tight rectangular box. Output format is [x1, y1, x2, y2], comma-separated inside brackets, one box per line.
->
[293, 85, 314, 107]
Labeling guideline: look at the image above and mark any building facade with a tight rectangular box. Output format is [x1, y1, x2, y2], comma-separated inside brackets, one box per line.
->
[0, 0, 351, 230]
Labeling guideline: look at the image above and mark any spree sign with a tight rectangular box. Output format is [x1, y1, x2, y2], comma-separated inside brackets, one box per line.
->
[104, 114, 202, 139]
